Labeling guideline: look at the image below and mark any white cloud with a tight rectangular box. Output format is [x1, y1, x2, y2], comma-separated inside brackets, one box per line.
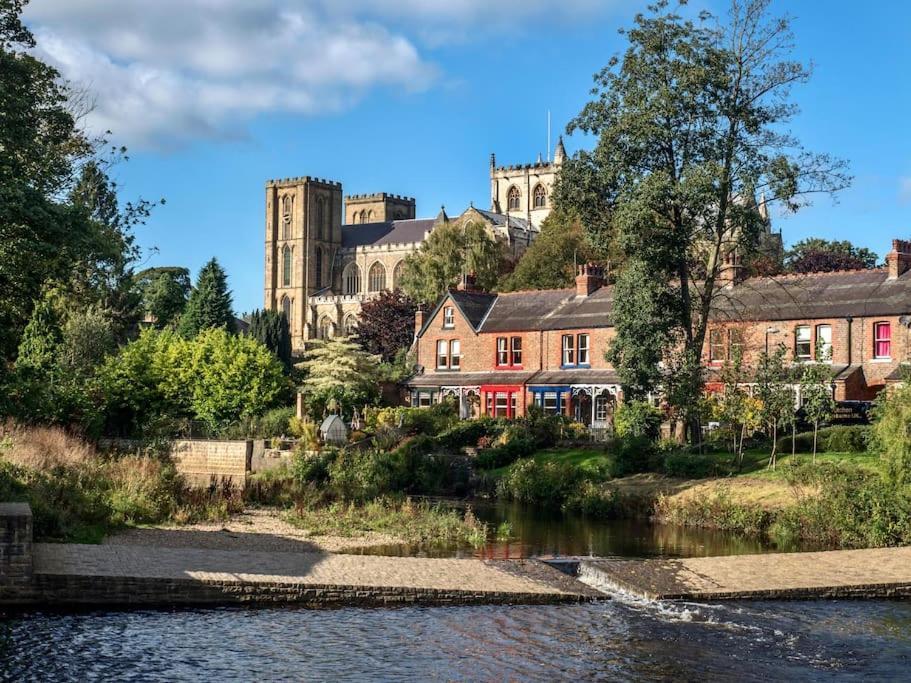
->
[24, 1, 437, 148]
[24, 0, 619, 148]
[901, 177, 911, 205]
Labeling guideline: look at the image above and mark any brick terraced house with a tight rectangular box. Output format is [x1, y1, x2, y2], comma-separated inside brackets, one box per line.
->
[405, 240, 911, 428]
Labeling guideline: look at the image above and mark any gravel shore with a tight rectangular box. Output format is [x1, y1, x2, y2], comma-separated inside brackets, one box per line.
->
[103, 508, 403, 554]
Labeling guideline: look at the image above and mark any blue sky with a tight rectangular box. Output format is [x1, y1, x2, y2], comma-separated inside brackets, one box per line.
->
[24, 0, 911, 313]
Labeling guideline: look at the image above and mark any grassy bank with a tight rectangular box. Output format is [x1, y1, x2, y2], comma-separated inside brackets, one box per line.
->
[287, 497, 491, 548]
[0, 424, 243, 542]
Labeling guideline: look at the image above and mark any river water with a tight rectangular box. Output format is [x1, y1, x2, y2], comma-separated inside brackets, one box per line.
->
[3, 505, 909, 681]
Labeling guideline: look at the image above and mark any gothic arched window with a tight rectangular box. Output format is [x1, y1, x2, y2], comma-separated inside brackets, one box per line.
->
[367, 209, 374, 222]
[281, 295, 292, 322]
[533, 184, 547, 208]
[281, 195, 292, 239]
[392, 260, 406, 289]
[344, 314, 357, 337]
[318, 317, 332, 340]
[314, 246, 323, 289]
[343, 263, 361, 295]
[368, 262, 386, 292]
[282, 245, 292, 287]
[359, 210, 367, 224]
[507, 186, 520, 211]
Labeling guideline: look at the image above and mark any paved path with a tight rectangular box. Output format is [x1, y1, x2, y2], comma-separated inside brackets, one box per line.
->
[32, 543, 599, 607]
[585, 546, 911, 600]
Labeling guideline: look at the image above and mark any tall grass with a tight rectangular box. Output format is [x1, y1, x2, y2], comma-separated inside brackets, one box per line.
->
[0, 423, 241, 541]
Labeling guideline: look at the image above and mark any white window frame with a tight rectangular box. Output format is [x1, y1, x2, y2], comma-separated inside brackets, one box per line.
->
[443, 306, 455, 329]
[562, 334, 575, 366]
[577, 334, 590, 365]
[436, 340, 449, 370]
[595, 395, 610, 422]
[815, 324, 832, 362]
[496, 337, 509, 366]
[450, 340, 461, 370]
[511, 336, 522, 366]
[795, 325, 811, 361]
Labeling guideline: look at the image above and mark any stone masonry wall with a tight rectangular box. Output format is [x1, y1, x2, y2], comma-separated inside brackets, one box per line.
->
[0, 503, 33, 603]
[168, 440, 252, 487]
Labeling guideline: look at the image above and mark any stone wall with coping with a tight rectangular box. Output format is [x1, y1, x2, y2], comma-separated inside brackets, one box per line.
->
[0, 503, 33, 603]
[170, 440, 252, 487]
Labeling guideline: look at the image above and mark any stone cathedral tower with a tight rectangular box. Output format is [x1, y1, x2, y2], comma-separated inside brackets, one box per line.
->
[264, 176, 342, 352]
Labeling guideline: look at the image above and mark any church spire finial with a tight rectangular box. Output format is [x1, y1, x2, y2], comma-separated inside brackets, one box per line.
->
[554, 135, 566, 165]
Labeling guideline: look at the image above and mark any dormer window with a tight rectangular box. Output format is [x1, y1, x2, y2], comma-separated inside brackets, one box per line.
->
[443, 306, 455, 328]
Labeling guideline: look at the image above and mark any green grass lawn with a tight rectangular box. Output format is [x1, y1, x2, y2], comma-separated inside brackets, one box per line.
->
[523, 444, 882, 481]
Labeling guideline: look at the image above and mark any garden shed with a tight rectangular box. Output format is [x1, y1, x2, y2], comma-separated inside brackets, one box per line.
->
[319, 415, 348, 445]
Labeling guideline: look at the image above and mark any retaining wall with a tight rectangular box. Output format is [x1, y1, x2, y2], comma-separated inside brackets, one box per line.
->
[0, 503, 33, 603]
[170, 439, 252, 487]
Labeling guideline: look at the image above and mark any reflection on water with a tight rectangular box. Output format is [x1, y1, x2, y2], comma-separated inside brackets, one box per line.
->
[4, 599, 911, 681]
[353, 499, 785, 559]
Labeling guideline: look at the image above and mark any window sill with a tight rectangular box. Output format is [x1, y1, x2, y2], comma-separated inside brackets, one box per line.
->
[870, 358, 893, 363]
[560, 364, 591, 370]
[495, 366, 523, 370]
[434, 368, 461, 372]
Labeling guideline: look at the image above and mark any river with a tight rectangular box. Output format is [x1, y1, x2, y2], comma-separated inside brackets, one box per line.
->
[3, 506, 909, 681]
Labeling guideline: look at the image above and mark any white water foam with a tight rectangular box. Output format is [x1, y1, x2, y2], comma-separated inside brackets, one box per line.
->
[575, 560, 764, 633]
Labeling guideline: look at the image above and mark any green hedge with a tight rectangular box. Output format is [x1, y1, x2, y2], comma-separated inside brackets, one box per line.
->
[775, 425, 869, 454]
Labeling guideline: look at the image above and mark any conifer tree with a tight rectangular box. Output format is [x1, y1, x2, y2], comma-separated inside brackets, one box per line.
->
[247, 308, 292, 372]
[178, 258, 235, 338]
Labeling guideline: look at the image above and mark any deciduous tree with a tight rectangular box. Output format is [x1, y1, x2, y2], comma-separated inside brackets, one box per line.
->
[785, 238, 878, 273]
[557, 0, 849, 441]
[355, 289, 417, 362]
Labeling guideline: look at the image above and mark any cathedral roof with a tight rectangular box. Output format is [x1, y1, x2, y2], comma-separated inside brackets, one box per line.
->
[341, 218, 435, 248]
[472, 208, 536, 232]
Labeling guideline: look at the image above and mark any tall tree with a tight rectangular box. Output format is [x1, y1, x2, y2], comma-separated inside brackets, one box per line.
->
[247, 308, 292, 371]
[138, 268, 191, 329]
[785, 238, 878, 273]
[354, 289, 417, 362]
[298, 337, 381, 417]
[399, 221, 503, 305]
[556, 0, 848, 441]
[178, 258, 235, 338]
[499, 211, 603, 292]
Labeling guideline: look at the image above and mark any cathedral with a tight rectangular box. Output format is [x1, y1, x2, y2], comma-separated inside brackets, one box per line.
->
[263, 140, 567, 352]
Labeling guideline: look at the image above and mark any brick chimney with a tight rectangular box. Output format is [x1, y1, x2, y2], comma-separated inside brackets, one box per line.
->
[886, 239, 911, 279]
[575, 263, 605, 297]
[456, 272, 478, 292]
[414, 308, 425, 337]
[718, 251, 744, 289]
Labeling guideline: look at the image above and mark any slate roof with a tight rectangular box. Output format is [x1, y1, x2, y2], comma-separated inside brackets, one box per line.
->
[528, 369, 622, 385]
[409, 370, 537, 387]
[341, 218, 435, 248]
[480, 287, 614, 333]
[473, 208, 535, 232]
[449, 290, 498, 330]
[711, 269, 911, 322]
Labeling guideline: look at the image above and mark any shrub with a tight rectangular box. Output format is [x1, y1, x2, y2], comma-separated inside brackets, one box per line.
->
[614, 401, 662, 440]
[869, 383, 911, 486]
[609, 435, 655, 476]
[563, 480, 622, 517]
[775, 425, 870, 455]
[291, 447, 336, 487]
[327, 449, 405, 502]
[661, 450, 722, 478]
[653, 487, 772, 536]
[435, 417, 503, 451]
[495, 458, 583, 509]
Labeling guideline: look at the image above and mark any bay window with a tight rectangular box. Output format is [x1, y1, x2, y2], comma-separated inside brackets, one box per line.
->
[874, 322, 891, 359]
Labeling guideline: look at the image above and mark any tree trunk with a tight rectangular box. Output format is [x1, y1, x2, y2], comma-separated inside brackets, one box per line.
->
[813, 419, 819, 463]
[768, 423, 778, 470]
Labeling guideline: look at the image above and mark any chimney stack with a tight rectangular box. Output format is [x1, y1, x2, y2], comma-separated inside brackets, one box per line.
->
[575, 263, 605, 297]
[718, 251, 744, 289]
[886, 239, 911, 279]
[414, 308, 426, 337]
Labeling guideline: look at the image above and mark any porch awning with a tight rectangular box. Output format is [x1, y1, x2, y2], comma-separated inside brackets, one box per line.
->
[406, 370, 537, 388]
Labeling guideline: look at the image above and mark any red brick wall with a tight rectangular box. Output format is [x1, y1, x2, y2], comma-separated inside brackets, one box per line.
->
[415, 295, 481, 373]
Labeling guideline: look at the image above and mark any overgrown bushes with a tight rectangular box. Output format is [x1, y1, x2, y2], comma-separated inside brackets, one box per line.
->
[775, 425, 869, 455]
[0, 424, 242, 541]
